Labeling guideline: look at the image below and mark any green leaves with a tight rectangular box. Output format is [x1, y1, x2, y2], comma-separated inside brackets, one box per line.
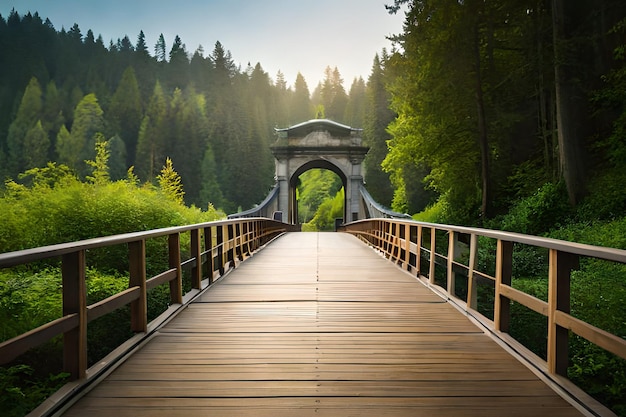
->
[157, 157, 185, 204]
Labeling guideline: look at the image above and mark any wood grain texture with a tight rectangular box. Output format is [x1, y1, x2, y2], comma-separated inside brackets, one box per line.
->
[63, 233, 583, 417]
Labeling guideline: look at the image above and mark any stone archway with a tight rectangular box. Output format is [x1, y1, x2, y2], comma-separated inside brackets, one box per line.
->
[271, 119, 369, 224]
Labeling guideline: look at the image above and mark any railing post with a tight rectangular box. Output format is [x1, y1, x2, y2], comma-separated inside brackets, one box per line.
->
[416, 225, 423, 277]
[548, 249, 579, 376]
[466, 234, 478, 310]
[234, 222, 243, 261]
[204, 226, 214, 284]
[429, 228, 436, 285]
[447, 231, 456, 296]
[190, 229, 202, 289]
[217, 225, 225, 275]
[403, 223, 411, 271]
[495, 240, 513, 332]
[227, 223, 235, 267]
[169, 233, 183, 304]
[62, 250, 87, 380]
[129, 240, 147, 333]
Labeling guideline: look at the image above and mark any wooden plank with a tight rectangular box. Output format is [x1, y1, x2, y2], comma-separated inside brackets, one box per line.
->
[63, 232, 585, 417]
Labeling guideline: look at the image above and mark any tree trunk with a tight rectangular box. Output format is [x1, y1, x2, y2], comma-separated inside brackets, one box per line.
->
[474, 23, 491, 219]
[552, 0, 586, 205]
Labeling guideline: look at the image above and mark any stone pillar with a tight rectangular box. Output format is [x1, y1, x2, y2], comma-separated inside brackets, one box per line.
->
[275, 158, 289, 222]
[348, 159, 364, 222]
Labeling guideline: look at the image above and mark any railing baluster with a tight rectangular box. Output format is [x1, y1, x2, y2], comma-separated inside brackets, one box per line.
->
[62, 250, 87, 380]
[169, 233, 183, 304]
[429, 228, 436, 286]
[447, 231, 456, 296]
[190, 229, 202, 289]
[217, 225, 225, 275]
[416, 225, 423, 276]
[548, 249, 579, 376]
[495, 240, 513, 332]
[403, 223, 411, 271]
[227, 223, 235, 267]
[129, 240, 147, 333]
[466, 234, 478, 310]
[204, 226, 214, 284]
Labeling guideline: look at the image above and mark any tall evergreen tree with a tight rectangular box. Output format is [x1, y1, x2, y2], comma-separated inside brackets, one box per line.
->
[344, 77, 366, 128]
[6, 77, 43, 176]
[57, 93, 104, 175]
[290, 72, 312, 124]
[23, 120, 49, 169]
[168, 35, 190, 89]
[154, 33, 167, 62]
[108, 66, 142, 166]
[135, 81, 168, 180]
[199, 143, 224, 209]
[108, 134, 127, 181]
[319, 66, 348, 122]
[363, 54, 395, 208]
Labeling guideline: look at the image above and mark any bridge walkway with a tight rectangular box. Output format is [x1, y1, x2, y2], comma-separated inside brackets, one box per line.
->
[62, 232, 584, 416]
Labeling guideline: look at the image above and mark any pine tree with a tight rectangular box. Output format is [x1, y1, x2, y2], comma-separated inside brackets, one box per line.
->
[290, 72, 312, 124]
[85, 134, 110, 185]
[23, 120, 50, 169]
[157, 157, 185, 204]
[57, 93, 104, 175]
[344, 77, 366, 128]
[6, 77, 43, 175]
[108, 134, 127, 181]
[199, 143, 224, 209]
[364, 54, 395, 207]
[136, 30, 149, 58]
[108, 66, 142, 166]
[154, 33, 167, 62]
[135, 81, 168, 180]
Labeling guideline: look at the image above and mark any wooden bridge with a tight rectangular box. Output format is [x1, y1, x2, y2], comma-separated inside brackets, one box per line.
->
[1, 219, 625, 416]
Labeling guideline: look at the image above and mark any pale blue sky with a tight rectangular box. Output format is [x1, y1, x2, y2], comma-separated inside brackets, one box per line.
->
[3, 0, 405, 88]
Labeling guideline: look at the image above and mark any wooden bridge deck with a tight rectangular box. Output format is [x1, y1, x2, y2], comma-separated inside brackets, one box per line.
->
[63, 233, 584, 417]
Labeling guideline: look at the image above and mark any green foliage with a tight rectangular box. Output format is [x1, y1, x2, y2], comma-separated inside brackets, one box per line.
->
[85, 135, 110, 185]
[0, 365, 68, 417]
[491, 182, 571, 236]
[297, 169, 342, 223]
[157, 157, 185, 204]
[412, 199, 447, 223]
[0, 157, 224, 255]
[302, 188, 344, 231]
[0, 268, 62, 341]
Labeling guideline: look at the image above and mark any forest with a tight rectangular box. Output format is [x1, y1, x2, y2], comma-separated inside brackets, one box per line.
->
[1, 0, 626, 415]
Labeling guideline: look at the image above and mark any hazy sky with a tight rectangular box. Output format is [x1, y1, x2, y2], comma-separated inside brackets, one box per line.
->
[3, 0, 406, 89]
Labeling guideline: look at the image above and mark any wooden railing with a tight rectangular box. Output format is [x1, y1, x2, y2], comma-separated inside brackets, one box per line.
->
[0, 218, 294, 382]
[341, 219, 626, 411]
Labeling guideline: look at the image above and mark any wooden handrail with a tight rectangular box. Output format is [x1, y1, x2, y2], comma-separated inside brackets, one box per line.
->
[0, 218, 294, 380]
[340, 219, 626, 379]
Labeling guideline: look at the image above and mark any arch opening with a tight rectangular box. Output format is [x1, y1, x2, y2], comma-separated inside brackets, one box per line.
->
[289, 160, 347, 229]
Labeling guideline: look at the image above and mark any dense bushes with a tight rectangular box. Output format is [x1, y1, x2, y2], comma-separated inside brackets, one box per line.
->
[0, 155, 224, 416]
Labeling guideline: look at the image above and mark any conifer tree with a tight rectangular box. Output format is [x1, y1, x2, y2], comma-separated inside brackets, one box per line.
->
[157, 157, 185, 204]
[63, 93, 104, 176]
[135, 81, 168, 180]
[363, 54, 394, 207]
[23, 120, 50, 169]
[108, 66, 142, 166]
[344, 77, 366, 128]
[85, 134, 110, 185]
[6, 77, 43, 175]
[108, 135, 127, 181]
[290, 72, 312, 124]
[154, 33, 167, 62]
[199, 143, 224, 209]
